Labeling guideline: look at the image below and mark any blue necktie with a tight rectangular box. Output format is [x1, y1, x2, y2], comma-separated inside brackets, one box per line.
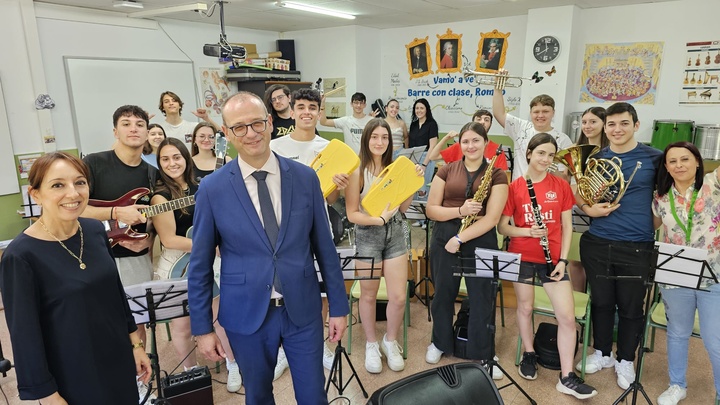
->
[252, 171, 282, 293]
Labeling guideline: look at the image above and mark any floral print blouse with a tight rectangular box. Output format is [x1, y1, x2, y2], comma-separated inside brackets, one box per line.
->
[652, 169, 720, 289]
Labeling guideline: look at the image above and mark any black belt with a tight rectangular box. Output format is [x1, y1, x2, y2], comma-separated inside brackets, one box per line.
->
[270, 297, 285, 307]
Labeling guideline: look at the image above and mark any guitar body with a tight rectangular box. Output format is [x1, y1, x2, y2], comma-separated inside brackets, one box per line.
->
[168, 227, 219, 297]
[88, 188, 151, 246]
[361, 156, 424, 217]
[89, 188, 196, 246]
[310, 139, 360, 197]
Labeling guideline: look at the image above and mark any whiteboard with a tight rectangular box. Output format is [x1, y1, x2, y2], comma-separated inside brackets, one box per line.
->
[64, 57, 198, 156]
[0, 80, 20, 196]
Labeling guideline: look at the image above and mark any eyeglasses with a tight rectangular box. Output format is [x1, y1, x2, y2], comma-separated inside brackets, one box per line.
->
[196, 134, 215, 141]
[228, 119, 268, 137]
[271, 94, 287, 103]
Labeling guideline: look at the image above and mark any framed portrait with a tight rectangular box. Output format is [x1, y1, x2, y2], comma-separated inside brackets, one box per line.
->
[406, 37, 432, 79]
[476, 30, 511, 73]
[436, 29, 462, 74]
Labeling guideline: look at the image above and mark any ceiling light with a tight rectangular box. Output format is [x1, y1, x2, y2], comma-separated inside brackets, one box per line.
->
[113, 0, 144, 9]
[276, 1, 356, 20]
[128, 2, 208, 18]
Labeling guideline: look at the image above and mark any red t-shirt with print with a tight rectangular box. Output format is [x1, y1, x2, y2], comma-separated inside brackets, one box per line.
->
[502, 174, 574, 263]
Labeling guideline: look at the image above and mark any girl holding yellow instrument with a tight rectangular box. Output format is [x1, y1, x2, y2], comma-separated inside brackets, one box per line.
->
[345, 118, 423, 374]
[425, 121, 508, 367]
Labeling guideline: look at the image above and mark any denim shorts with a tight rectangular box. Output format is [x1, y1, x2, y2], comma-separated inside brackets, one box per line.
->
[519, 261, 570, 285]
[354, 214, 407, 265]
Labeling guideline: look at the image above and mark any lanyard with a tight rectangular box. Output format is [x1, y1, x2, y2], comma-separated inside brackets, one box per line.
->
[669, 188, 699, 244]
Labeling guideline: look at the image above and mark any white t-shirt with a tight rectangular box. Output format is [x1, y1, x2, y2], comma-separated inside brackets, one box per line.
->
[332, 115, 372, 154]
[270, 134, 329, 166]
[158, 119, 197, 146]
[504, 114, 573, 180]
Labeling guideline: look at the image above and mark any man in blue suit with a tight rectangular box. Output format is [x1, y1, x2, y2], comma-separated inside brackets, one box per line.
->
[188, 92, 349, 404]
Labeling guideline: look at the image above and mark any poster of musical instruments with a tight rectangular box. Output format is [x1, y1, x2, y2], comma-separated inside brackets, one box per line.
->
[198, 67, 232, 116]
[679, 40, 720, 105]
[578, 42, 664, 105]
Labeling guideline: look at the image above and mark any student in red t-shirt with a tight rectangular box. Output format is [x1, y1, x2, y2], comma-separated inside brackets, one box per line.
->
[426, 109, 509, 171]
[498, 133, 598, 400]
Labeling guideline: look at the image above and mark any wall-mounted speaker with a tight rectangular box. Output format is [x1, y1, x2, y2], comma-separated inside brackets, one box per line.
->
[277, 39, 296, 71]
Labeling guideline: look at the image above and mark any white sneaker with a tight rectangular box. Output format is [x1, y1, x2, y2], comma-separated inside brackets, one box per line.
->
[323, 342, 335, 370]
[365, 342, 383, 373]
[226, 360, 242, 393]
[274, 347, 289, 381]
[658, 384, 687, 405]
[381, 335, 405, 372]
[425, 343, 443, 364]
[137, 378, 155, 404]
[577, 349, 616, 374]
[491, 356, 503, 380]
[412, 220, 423, 227]
[615, 359, 636, 390]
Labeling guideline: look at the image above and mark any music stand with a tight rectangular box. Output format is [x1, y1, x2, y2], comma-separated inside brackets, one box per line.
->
[320, 250, 381, 398]
[395, 146, 427, 165]
[571, 206, 591, 234]
[453, 248, 537, 405]
[406, 200, 433, 321]
[126, 279, 190, 404]
[610, 242, 719, 405]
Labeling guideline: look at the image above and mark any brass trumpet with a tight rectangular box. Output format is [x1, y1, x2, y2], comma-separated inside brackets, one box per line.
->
[462, 69, 544, 88]
[554, 144, 641, 207]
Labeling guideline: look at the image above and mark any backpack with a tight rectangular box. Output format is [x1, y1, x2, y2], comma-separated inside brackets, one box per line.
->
[453, 299, 470, 359]
[533, 322, 579, 370]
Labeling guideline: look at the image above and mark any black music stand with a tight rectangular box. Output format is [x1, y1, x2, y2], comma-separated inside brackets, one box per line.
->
[406, 200, 433, 321]
[454, 248, 536, 405]
[395, 146, 427, 164]
[126, 279, 190, 404]
[320, 250, 381, 398]
[610, 242, 719, 405]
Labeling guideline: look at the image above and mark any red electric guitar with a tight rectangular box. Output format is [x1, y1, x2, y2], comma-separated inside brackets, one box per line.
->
[89, 188, 195, 246]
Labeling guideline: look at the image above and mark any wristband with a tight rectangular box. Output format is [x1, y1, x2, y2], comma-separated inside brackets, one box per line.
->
[454, 234, 463, 244]
[380, 217, 387, 226]
[421, 163, 427, 167]
[558, 258, 569, 266]
[458, 206, 463, 216]
[580, 203, 589, 209]
[131, 341, 144, 350]
[110, 207, 115, 220]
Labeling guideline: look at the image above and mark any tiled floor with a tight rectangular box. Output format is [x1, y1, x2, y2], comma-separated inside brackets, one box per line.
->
[0, 226, 717, 404]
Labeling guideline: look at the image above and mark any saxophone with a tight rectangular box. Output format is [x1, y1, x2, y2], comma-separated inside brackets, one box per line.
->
[458, 146, 503, 233]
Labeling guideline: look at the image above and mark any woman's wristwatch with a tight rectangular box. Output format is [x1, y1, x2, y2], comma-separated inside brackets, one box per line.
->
[558, 258, 569, 265]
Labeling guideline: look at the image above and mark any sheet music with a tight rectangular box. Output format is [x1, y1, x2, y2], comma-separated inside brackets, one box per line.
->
[124, 279, 189, 324]
[474, 248, 521, 282]
[395, 146, 427, 164]
[655, 242, 713, 288]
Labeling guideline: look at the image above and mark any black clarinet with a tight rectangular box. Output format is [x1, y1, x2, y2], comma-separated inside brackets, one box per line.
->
[525, 178, 554, 277]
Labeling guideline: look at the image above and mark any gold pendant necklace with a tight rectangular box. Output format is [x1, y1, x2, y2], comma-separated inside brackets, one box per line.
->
[39, 219, 86, 270]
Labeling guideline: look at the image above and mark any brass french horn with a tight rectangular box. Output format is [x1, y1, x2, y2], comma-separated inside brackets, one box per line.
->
[554, 145, 641, 207]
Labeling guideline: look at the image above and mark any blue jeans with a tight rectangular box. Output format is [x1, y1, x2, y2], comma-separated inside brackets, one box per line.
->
[416, 151, 435, 200]
[661, 283, 720, 395]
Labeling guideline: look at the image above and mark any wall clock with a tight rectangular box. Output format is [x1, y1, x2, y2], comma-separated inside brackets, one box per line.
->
[533, 36, 560, 63]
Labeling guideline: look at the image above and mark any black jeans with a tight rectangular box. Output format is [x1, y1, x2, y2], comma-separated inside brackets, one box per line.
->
[430, 219, 496, 361]
[580, 232, 654, 362]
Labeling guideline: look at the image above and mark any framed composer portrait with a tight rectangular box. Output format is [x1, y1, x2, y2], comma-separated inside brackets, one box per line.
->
[406, 37, 432, 79]
[476, 30, 511, 73]
[436, 29, 462, 74]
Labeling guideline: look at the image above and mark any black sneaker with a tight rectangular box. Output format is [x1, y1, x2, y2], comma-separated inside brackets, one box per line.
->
[518, 352, 538, 380]
[556, 372, 598, 400]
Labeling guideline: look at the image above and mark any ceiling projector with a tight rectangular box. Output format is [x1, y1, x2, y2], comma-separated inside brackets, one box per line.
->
[203, 43, 246, 59]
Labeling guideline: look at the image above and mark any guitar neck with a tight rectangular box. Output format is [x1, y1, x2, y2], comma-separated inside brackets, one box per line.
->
[140, 195, 195, 218]
[215, 156, 225, 170]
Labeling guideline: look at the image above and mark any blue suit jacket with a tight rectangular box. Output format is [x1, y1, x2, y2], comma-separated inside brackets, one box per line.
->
[188, 153, 349, 335]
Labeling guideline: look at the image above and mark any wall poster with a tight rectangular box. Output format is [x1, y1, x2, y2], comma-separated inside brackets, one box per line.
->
[579, 42, 664, 105]
[680, 40, 720, 105]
